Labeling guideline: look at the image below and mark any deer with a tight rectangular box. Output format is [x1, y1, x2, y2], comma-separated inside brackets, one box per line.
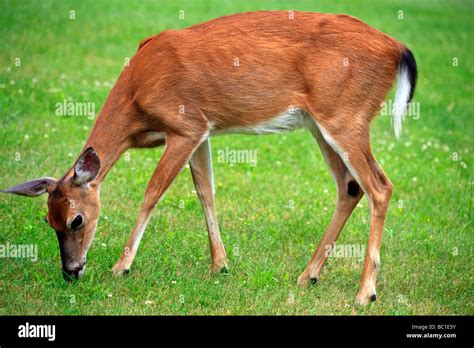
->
[1, 11, 417, 305]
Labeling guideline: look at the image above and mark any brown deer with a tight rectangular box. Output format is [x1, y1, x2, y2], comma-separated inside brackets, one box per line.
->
[1, 11, 417, 304]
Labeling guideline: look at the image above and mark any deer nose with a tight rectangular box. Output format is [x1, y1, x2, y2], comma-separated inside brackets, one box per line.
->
[62, 262, 86, 281]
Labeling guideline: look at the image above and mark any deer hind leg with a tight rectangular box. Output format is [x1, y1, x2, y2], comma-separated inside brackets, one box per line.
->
[308, 115, 393, 305]
[297, 120, 364, 286]
[189, 138, 228, 273]
[112, 132, 206, 275]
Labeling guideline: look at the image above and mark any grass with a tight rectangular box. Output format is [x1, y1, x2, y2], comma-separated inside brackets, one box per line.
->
[0, 0, 472, 315]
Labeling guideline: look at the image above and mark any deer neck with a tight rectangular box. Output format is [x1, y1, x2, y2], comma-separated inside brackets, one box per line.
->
[66, 71, 135, 184]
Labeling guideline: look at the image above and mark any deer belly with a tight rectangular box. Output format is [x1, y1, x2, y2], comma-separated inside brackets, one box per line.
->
[210, 108, 310, 136]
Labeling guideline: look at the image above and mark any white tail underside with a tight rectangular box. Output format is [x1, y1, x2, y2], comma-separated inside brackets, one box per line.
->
[392, 66, 412, 138]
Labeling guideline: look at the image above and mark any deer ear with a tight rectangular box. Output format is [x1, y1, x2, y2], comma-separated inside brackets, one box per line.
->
[0, 177, 56, 197]
[73, 147, 101, 185]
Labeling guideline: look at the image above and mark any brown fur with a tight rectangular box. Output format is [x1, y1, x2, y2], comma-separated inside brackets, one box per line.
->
[82, 11, 403, 176]
[4, 11, 411, 302]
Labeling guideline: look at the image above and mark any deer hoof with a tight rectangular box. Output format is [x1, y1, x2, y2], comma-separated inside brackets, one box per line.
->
[112, 263, 130, 276]
[356, 292, 377, 305]
[210, 261, 228, 274]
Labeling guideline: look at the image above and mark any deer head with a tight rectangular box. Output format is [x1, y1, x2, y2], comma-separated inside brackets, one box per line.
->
[1, 147, 101, 281]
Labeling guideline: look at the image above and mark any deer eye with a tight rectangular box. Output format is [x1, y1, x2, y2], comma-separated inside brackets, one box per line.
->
[70, 214, 84, 231]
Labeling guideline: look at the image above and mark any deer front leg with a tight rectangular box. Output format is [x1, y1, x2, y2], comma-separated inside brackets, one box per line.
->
[189, 138, 228, 273]
[112, 133, 205, 275]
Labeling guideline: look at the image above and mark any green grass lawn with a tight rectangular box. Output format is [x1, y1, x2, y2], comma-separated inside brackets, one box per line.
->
[0, 0, 472, 315]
